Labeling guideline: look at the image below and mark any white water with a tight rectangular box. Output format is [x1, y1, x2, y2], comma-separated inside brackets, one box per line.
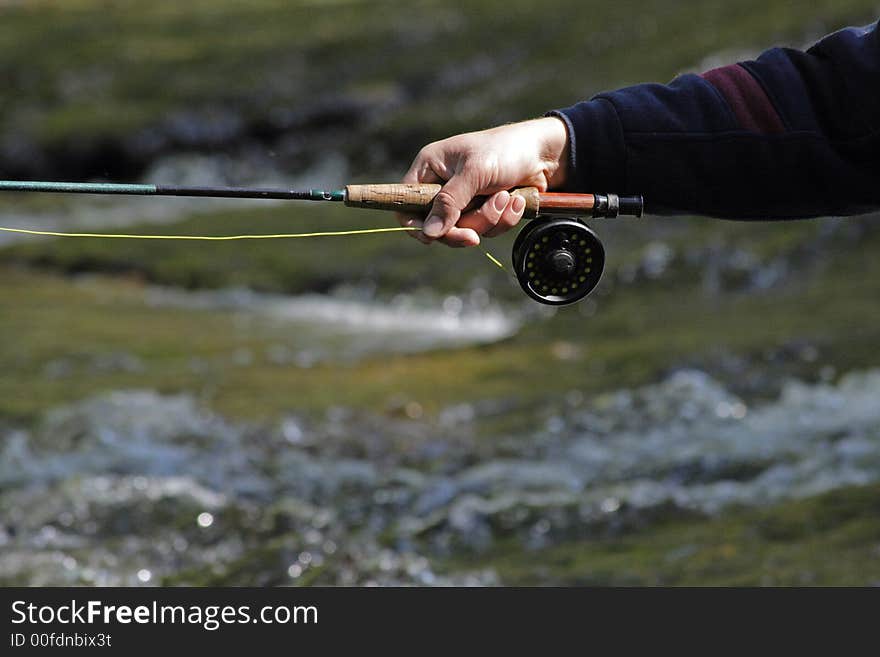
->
[142, 285, 521, 361]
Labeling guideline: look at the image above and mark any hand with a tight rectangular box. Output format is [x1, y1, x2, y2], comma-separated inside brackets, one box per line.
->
[397, 117, 570, 247]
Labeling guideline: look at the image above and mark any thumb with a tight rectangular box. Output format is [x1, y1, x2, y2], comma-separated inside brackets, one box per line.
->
[422, 172, 479, 239]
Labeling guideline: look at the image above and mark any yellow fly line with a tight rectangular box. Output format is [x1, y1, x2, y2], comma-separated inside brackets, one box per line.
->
[0, 225, 507, 270]
[480, 248, 506, 270]
[0, 225, 418, 240]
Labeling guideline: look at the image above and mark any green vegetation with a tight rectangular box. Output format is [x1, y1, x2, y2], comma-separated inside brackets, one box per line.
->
[444, 484, 880, 585]
[1, 0, 877, 162]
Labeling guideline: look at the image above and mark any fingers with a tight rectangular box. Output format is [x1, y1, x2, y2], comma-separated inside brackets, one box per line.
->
[396, 213, 478, 247]
[421, 173, 478, 239]
[437, 226, 480, 248]
[399, 188, 525, 247]
[457, 190, 509, 235]
[398, 148, 444, 244]
[483, 193, 526, 238]
[455, 189, 527, 238]
[397, 213, 432, 244]
[437, 190, 527, 247]
[402, 160, 443, 185]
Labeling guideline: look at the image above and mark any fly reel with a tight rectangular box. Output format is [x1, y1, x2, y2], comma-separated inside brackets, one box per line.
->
[509, 192, 643, 306]
[512, 216, 605, 306]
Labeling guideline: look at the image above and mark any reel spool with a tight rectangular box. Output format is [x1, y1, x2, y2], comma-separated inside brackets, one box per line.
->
[512, 216, 605, 306]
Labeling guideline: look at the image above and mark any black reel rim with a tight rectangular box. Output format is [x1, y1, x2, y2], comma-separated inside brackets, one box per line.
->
[512, 216, 605, 306]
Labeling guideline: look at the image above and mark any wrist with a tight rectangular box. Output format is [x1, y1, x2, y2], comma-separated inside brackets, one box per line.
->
[533, 116, 570, 189]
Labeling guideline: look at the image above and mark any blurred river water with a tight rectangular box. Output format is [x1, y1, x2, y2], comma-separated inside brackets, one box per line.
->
[2, 365, 879, 585]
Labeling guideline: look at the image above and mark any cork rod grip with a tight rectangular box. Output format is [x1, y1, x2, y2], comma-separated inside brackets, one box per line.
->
[344, 183, 541, 218]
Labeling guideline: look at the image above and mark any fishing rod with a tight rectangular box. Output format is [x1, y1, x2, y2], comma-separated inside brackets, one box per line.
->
[0, 180, 643, 306]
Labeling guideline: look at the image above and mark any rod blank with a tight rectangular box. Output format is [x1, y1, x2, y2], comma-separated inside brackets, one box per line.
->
[0, 180, 344, 202]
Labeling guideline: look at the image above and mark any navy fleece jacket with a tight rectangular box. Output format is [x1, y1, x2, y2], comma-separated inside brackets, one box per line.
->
[549, 21, 880, 219]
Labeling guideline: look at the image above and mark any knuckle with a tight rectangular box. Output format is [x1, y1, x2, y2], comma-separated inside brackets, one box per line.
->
[476, 151, 499, 170]
[433, 189, 459, 211]
[418, 143, 437, 159]
[465, 152, 498, 178]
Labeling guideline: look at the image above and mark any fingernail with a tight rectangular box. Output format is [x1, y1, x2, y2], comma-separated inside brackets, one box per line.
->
[512, 195, 526, 214]
[423, 215, 444, 237]
[493, 190, 510, 212]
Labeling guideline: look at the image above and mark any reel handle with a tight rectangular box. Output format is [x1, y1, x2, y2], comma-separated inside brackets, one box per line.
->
[344, 184, 643, 219]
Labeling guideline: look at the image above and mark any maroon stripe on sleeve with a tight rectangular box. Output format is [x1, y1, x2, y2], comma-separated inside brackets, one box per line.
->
[702, 63, 785, 134]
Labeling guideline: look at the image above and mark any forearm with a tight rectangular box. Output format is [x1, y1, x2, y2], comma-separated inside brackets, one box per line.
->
[550, 20, 880, 219]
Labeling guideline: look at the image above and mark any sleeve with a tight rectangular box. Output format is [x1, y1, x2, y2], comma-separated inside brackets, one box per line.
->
[548, 20, 880, 219]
